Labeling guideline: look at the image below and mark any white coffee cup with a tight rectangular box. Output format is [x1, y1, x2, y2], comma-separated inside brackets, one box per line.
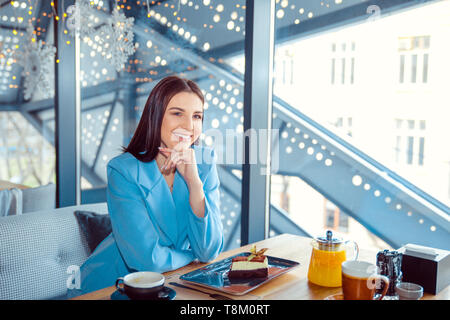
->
[115, 271, 165, 300]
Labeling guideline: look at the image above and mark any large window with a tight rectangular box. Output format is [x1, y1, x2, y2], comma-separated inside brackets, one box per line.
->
[0, 2, 56, 188]
[2, 0, 447, 250]
[77, 0, 246, 249]
[264, 0, 450, 250]
[1, 1, 248, 250]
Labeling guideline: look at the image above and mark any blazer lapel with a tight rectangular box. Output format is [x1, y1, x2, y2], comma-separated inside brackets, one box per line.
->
[172, 161, 205, 248]
[135, 146, 208, 247]
[137, 160, 178, 246]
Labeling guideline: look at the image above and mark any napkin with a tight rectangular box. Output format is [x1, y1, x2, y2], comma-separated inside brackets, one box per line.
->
[404, 243, 439, 260]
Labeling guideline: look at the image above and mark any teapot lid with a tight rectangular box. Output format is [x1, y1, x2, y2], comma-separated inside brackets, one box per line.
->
[315, 230, 344, 246]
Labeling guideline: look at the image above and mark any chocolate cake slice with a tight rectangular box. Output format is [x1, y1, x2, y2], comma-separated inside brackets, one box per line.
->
[228, 254, 269, 279]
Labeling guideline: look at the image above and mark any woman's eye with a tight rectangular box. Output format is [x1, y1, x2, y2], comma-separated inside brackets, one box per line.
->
[194, 115, 203, 120]
[173, 112, 182, 116]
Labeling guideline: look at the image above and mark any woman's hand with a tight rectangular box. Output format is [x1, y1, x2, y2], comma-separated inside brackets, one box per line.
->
[158, 138, 201, 188]
[159, 138, 206, 218]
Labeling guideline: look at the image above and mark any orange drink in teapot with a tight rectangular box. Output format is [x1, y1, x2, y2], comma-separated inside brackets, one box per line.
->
[307, 230, 359, 287]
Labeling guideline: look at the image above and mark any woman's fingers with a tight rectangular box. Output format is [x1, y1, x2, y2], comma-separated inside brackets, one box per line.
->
[161, 159, 170, 174]
[169, 153, 182, 170]
[159, 147, 174, 173]
[163, 151, 181, 172]
[159, 146, 194, 174]
[174, 136, 191, 151]
[179, 148, 194, 165]
[161, 151, 175, 173]
[158, 147, 172, 158]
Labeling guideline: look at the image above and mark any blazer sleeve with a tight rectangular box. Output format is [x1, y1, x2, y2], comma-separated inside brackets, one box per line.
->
[186, 149, 224, 262]
[106, 163, 195, 273]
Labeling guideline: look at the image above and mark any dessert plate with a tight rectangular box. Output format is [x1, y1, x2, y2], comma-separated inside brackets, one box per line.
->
[180, 252, 300, 296]
[324, 293, 344, 300]
[110, 286, 176, 300]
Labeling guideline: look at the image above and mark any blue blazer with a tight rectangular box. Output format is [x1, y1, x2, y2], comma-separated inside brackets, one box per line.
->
[71, 146, 224, 296]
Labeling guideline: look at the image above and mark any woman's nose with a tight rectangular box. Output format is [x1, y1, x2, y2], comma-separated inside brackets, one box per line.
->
[182, 116, 194, 131]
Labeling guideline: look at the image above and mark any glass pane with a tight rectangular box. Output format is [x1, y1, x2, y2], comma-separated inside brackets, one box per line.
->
[411, 54, 417, 83]
[0, 2, 56, 194]
[76, 0, 246, 250]
[418, 136, 425, 166]
[399, 55, 405, 83]
[407, 136, 414, 165]
[268, 0, 450, 250]
[422, 53, 428, 83]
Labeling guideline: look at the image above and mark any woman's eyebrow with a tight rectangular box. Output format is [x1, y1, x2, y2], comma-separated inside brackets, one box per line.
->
[169, 106, 203, 113]
[168, 107, 185, 112]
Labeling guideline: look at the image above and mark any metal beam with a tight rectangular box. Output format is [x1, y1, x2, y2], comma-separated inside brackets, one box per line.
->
[54, 0, 81, 207]
[0, 24, 26, 31]
[121, 31, 139, 148]
[241, 0, 275, 245]
[0, 105, 18, 111]
[121, 78, 138, 147]
[17, 107, 104, 186]
[272, 97, 450, 250]
[92, 90, 119, 170]
[34, 0, 53, 42]
[119, 18, 244, 85]
[14, 79, 122, 113]
[206, 0, 435, 59]
[218, 165, 311, 248]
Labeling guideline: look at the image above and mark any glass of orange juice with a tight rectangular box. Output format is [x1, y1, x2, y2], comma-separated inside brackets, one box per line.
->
[307, 230, 359, 287]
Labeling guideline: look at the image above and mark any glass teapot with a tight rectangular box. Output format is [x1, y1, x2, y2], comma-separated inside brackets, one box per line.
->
[307, 230, 359, 287]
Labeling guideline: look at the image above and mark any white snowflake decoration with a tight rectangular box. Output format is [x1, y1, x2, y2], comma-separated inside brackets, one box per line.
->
[97, 8, 136, 72]
[14, 26, 56, 100]
[66, 0, 98, 37]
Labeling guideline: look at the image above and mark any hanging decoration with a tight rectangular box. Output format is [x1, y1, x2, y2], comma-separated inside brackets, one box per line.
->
[65, 0, 98, 37]
[14, 25, 56, 100]
[97, 7, 136, 72]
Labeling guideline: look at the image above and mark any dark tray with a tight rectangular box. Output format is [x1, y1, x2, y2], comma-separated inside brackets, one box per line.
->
[180, 252, 300, 296]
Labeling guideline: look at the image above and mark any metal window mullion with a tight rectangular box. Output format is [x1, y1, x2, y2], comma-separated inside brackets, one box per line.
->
[54, 0, 81, 207]
[241, 0, 275, 245]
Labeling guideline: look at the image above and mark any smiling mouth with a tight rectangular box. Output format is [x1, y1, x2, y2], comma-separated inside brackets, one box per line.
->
[172, 132, 193, 141]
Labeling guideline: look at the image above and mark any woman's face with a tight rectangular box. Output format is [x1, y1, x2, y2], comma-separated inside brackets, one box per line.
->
[160, 91, 204, 149]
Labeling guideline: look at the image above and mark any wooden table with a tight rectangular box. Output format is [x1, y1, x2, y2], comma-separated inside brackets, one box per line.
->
[0, 180, 29, 191]
[72, 234, 449, 300]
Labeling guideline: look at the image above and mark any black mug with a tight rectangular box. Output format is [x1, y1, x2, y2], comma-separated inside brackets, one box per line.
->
[115, 271, 165, 300]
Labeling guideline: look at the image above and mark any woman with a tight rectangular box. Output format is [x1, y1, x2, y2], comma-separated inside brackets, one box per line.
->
[69, 76, 224, 297]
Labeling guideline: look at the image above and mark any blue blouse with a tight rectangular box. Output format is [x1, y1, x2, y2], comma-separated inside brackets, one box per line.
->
[69, 146, 224, 296]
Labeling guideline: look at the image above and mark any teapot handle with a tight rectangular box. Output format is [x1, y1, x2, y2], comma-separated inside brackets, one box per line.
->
[346, 240, 359, 261]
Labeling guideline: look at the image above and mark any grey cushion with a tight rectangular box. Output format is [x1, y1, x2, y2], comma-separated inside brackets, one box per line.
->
[0, 188, 22, 217]
[0, 203, 108, 300]
[22, 183, 56, 213]
[74, 210, 112, 253]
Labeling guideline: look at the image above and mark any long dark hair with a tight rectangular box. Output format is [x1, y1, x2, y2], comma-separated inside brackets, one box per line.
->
[123, 76, 204, 162]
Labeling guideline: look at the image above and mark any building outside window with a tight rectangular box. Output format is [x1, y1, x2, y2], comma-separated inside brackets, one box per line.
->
[398, 35, 430, 84]
[334, 116, 353, 137]
[395, 119, 426, 166]
[324, 199, 349, 233]
[331, 41, 355, 85]
[274, 48, 295, 86]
